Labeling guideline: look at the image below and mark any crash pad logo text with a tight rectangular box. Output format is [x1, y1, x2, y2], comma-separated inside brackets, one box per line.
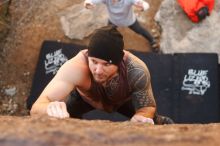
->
[44, 49, 68, 75]
[181, 69, 210, 95]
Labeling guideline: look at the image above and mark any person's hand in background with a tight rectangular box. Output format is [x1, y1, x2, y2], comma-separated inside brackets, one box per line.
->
[84, 1, 95, 9]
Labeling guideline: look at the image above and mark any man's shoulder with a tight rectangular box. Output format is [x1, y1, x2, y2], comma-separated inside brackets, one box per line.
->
[125, 51, 150, 80]
[69, 49, 88, 63]
[61, 49, 89, 74]
[58, 50, 90, 86]
[125, 51, 148, 70]
[126, 57, 148, 76]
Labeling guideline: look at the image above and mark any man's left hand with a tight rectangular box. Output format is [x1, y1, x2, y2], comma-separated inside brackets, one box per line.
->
[130, 115, 154, 124]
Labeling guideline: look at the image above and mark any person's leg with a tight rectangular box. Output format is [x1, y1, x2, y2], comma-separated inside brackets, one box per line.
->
[107, 20, 118, 27]
[66, 90, 94, 119]
[129, 20, 159, 51]
[129, 20, 154, 43]
[117, 100, 135, 119]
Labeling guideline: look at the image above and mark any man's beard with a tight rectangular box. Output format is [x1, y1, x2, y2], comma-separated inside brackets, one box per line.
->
[93, 74, 107, 84]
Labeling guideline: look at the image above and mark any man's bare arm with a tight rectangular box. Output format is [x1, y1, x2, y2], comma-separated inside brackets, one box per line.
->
[127, 53, 156, 123]
[30, 78, 74, 118]
[30, 54, 86, 118]
[130, 71, 156, 117]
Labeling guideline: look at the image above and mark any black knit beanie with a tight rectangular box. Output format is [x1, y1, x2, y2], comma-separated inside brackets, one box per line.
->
[88, 25, 124, 65]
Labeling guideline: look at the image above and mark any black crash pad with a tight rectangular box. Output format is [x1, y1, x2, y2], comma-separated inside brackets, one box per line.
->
[27, 41, 220, 123]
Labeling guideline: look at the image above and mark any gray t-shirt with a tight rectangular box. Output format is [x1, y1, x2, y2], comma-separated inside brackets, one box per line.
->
[85, 0, 149, 26]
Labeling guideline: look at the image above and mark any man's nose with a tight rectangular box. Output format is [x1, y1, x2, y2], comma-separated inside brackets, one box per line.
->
[95, 64, 104, 74]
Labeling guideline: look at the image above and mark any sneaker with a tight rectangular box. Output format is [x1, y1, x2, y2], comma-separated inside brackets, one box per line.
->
[154, 115, 174, 125]
[150, 41, 160, 53]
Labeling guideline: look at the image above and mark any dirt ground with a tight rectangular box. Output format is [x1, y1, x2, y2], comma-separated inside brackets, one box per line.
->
[0, 1, 220, 146]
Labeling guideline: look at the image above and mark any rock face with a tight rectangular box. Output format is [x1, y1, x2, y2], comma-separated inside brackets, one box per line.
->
[155, 0, 220, 63]
[0, 0, 10, 40]
[0, 116, 220, 146]
[59, 2, 108, 40]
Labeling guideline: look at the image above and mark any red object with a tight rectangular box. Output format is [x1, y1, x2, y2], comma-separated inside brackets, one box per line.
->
[178, 0, 215, 22]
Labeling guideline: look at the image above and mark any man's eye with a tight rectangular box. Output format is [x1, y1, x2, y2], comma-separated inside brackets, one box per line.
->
[105, 63, 111, 66]
[92, 60, 97, 64]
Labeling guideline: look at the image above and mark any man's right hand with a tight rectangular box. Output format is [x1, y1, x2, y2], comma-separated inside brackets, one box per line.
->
[46, 101, 70, 118]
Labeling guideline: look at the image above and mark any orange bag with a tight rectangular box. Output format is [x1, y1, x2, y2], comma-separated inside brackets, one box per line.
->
[178, 0, 215, 22]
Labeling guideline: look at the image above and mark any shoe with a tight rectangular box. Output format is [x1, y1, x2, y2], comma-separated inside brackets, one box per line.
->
[154, 115, 174, 125]
[150, 41, 160, 53]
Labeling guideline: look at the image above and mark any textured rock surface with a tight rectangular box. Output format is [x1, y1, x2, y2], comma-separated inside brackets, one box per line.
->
[155, 0, 220, 62]
[0, 116, 220, 146]
[59, 2, 108, 40]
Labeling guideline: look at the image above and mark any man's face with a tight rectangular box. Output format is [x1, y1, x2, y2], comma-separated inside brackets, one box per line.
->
[88, 57, 118, 84]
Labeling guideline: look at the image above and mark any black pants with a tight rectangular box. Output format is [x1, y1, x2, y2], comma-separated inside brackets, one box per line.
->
[66, 90, 135, 119]
[66, 90, 174, 124]
[108, 20, 155, 44]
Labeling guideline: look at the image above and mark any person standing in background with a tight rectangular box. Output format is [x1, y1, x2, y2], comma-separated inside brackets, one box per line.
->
[84, 0, 159, 52]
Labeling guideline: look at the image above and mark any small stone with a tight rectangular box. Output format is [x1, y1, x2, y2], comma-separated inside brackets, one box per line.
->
[4, 87, 17, 96]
